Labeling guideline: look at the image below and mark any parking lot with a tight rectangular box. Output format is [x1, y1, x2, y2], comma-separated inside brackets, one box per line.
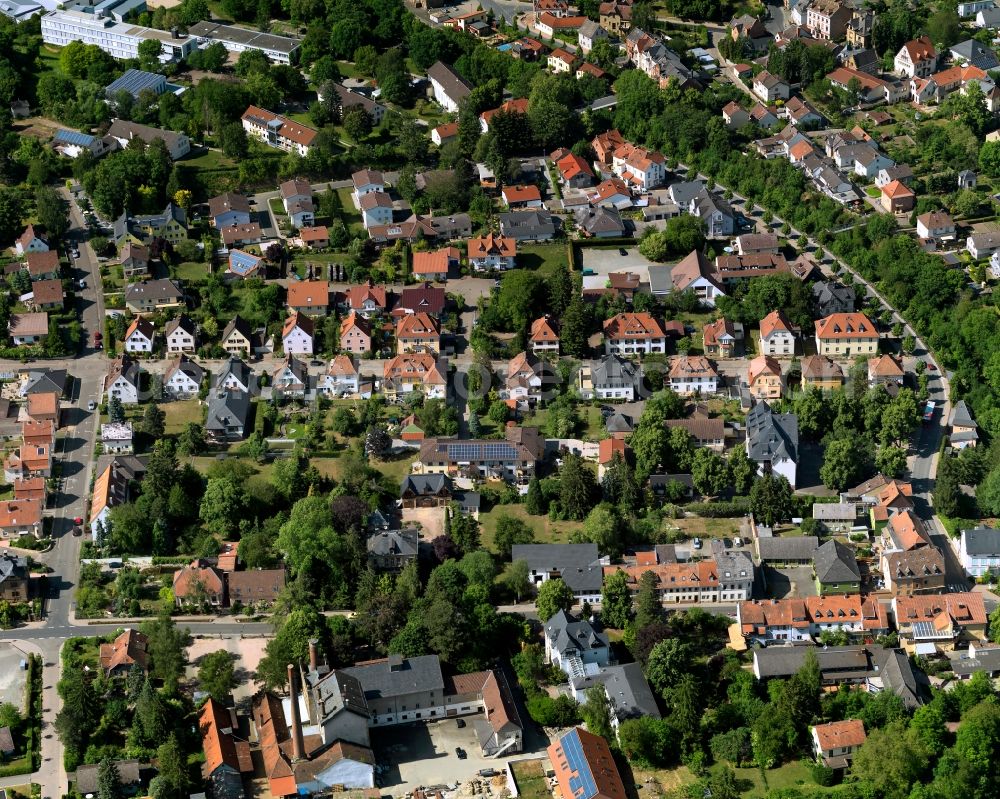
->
[579, 246, 657, 287]
[373, 717, 507, 792]
[765, 566, 818, 598]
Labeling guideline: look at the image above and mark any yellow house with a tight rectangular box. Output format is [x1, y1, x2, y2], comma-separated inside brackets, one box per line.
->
[800, 355, 844, 391]
[221, 316, 253, 356]
[395, 312, 440, 355]
[134, 202, 187, 244]
[814, 312, 878, 357]
[748, 355, 783, 399]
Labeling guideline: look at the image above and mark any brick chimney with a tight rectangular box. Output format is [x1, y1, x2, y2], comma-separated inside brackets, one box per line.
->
[308, 638, 319, 671]
[287, 663, 305, 762]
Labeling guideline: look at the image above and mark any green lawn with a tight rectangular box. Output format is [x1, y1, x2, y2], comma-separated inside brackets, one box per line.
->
[174, 261, 212, 283]
[177, 148, 236, 171]
[510, 759, 550, 799]
[519, 242, 570, 276]
[865, 186, 881, 198]
[728, 761, 836, 797]
[269, 197, 287, 218]
[163, 399, 204, 434]
[480, 503, 584, 552]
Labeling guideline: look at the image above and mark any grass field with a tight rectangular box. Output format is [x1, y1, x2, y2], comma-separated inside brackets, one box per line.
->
[480, 503, 584, 551]
[523, 404, 604, 441]
[174, 261, 212, 283]
[510, 759, 550, 799]
[669, 516, 743, 538]
[163, 399, 204, 434]
[519, 243, 570, 276]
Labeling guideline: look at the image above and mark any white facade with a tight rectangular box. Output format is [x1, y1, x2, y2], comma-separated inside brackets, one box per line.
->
[668, 373, 717, 395]
[319, 372, 361, 397]
[164, 370, 199, 398]
[166, 328, 196, 353]
[959, 528, 1000, 577]
[41, 10, 196, 62]
[282, 325, 313, 355]
[125, 329, 154, 353]
[106, 375, 139, 404]
[760, 329, 795, 356]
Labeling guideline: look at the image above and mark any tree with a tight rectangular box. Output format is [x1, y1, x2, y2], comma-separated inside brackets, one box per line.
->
[365, 426, 391, 459]
[137, 38, 163, 69]
[525, 476, 545, 515]
[981, 139, 1000, 178]
[560, 453, 596, 520]
[850, 721, 927, 799]
[645, 638, 693, 696]
[35, 188, 69, 242]
[97, 757, 123, 799]
[140, 613, 190, 693]
[198, 650, 236, 702]
[450, 510, 481, 555]
[979, 466, 1000, 517]
[691, 448, 728, 496]
[134, 679, 168, 745]
[0, 702, 19, 730]
[749, 474, 794, 526]
[580, 503, 626, 559]
[108, 395, 125, 424]
[343, 107, 373, 141]
[634, 570, 660, 630]
[151, 735, 190, 799]
[728, 446, 756, 495]
[821, 437, 867, 491]
[581, 684, 614, 741]
[535, 578, 574, 622]
[876, 445, 908, 479]
[493, 513, 534, 557]
[503, 559, 531, 602]
[199, 478, 248, 538]
[142, 402, 166, 438]
[600, 570, 632, 629]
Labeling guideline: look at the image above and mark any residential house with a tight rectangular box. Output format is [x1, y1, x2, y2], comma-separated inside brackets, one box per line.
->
[530, 315, 560, 355]
[608, 554, 754, 604]
[8, 312, 47, 346]
[52, 129, 109, 159]
[815, 312, 878, 357]
[960, 526, 1000, 578]
[876, 165, 915, 188]
[959, 0, 995, 17]
[286, 280, 330, 316]
[553, 150, 594, 188]
[722, 101, 751, 128]
[753, 71, 791, 102]
[0, 499, 42, 539]
[513, 543, 605, 604]
[359, 191, 394, 230]
[100, 422, 134, 454]
[610, 141, 667, 191]
[814, 502, 861, 535]
[950, 400, 980, 450]
[867, 354, 904, 387]
[547, 728, 626, 799]
[119, 243, 149, 279]
[241, 106, 316, 155]
[502, 185, 544, 209]
[339, 312, 371, 356]
[124, 279, 183, 315]
[280, 179, 314, 228]
[164, 315, 196, 354]
[351, 169, 385, 202]
[88, 457, 146, 542]
[414, 426, 542, 483]
[806, 0, 851, 39]
[895, 36, 936, 77]
[671, 250, 725, 306]
[28, 279, 62, 311]
[199, 698, 253, 799]
[499, 210, 556, 241]
[814, 539, 861, 594]
[396, 312, 440, 354]
[343, 282, 388, 318]
[544, 610, 612, 674]
[227, 249, 263, 280]
[703, 318, 740, 357]
[506, 351, 544, 405]
[104, 355, 141, 404]
[547, 47, 576, 73]
[15, 224, 47, 256]
[400, 474, 451, 509]
[784, 95, 823, 126]
[893, 592, 987, 653]
[208, 192, 252, 229]
[220, 223, 262, 250]
[411, 248, 457, 281]
[748, 355, 783, 400]
[735, 233, 780, 256]
[132, 203, 188, 243]
[215, 356, 257, 395]
[296, 226, 329, 249]
[745, 401, 798, 487]
[99, 629, 149, 678]
[626, 28, 701, 90]
[800, 355, 844, 390]
[368, 529, 419, 573]
[205, 390, 251, 442]
[398, 284, 446, 317]
[600, 0, 632, 35]
[24, 391, 59, 428]
[227, 569, 285, 607]
[163, 355, 204, 399]
[737, 595, 888, 645]
[383, 353, 447, 400]
[123, 317, 155, 354]
[221, 316, 255, 357]
[665, 410, 725, 451]
[668, 356, 718, 396]
[603, 312, 666, 355]
[468, 234, 517, 270]
[880, 180, 915, 213]
[319, 355, 362, 397]
[428, 61, 472, 112]
[812, 720, 866, 770]
[281, 312, 314, 355]
[173, 559, 225, 608]
[812, 281, 855, 316]
[431, 122, 458, 147]
[759, 310, 796, 356]
[107, 119, 190, 160]
[880, 510, 945, 596]
[968, 232, 1000, 259]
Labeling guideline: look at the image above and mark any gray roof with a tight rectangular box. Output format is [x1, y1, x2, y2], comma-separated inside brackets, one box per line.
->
[978, 6, 1000, 24]
[205, 390, 250, 433]
[24, 369, 66, 395]
[605, 412, 633, 433]
[814, 539, 861, 584]
[105, 69, 167, 99]
[571, 662, 660, 721]
[950, 39, 1000, 69]
[499, 210, 556, 240]
[427, 61, 472, 102]
[668, 180, 705, 207]
[950, 646, 1000, 677]
[591, 354, 641, 390]
[754, 644, 880, 679]
[306, 669, 369, 724]
[812, 280, 855, 309]
[511, 543, 604, 594]
[214, 356, 257, 394]
[544, 610, 610, 656]
[962, 526, 1000, 557]
[107, 120, 186, 153]
[0, 553, 26, 584]
[343, 654, 444, 699]
[75, 761, 142, 794]
[875, 647, 925, 709]
[746, 402, 798, 464]
[949, 399, 977, 429]
[812, 502, 858, 521]
[756, 535, 819, 561]
[167, 357, 203, 385]
[648, 264, 672, 295]
[576, 206, 625, 235]
[578, 19, 606, 40]
[715, 549, 754, 579]
[124, 278, 183, 304]
[367, 529, 419, 558]
[187, 20, 301, 54]
[400, 474, 450, 497]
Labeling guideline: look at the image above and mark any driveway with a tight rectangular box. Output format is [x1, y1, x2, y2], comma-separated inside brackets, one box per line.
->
[402, 506, 447, 538]
[764, 566, 817, 599]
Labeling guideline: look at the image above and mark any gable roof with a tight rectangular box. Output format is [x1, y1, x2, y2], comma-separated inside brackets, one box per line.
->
[813, 719, 866, 751]
[200, 697, 253, 779]
[427, 61, 473, 102]
[287, 280, 330, 309]
[815, 312, 876, 339]
[814, 539, 860, 584]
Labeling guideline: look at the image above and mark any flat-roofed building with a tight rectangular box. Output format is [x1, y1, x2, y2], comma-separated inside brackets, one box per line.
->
[187, 20, 300, 63]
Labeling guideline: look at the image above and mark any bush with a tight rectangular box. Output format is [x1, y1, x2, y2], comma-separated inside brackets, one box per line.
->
[685, 499, 750, 517]
[810, 761, 837, 786]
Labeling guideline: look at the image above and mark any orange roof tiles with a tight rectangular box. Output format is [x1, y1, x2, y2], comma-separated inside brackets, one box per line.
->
[548, 727, 626, 799]
[748, 354, 781, 385]
[242, 106, 317, 147]
[468, 234, 516, 259]
[0, 498, 41, 529]
[412, 250, 451, 275]
[286, 280, 329, 309]
[99, 628, 149, 674]
[895, 592, 986, 627]
[598, 438, 627, 465]
[881, 179, 914, 199]
[887, 509, 930, 551]
[200, 697, 253, 779]
[531, 315, 559, 343]
[384, 353, 446, 384]
[814, 719, 866, 751]
[603, 312, 666, 341]
[396, 312, 440, 340]
[502, 184, 543, 204]
[760, 309, 793, 338]
[815, 312, 876, 340]
[282, 311, 314, 339]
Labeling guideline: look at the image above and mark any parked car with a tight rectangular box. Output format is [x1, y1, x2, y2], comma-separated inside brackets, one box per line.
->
[456, 719, 465, 728]
[87, 401, 96, 411]
[455, 748, 467, 760]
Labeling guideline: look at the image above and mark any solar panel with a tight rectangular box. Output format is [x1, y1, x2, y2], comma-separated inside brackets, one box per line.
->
[446, 442, 517, 461]
[562, 730, 598, 799]
[54, 129, 94, 147]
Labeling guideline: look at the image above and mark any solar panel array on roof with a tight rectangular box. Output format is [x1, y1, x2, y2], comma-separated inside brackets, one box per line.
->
[446, 442, 518, 461]
[105, 69, 167, 98]
[54, 129, 95, 147]
[563, 729, 598, 799]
